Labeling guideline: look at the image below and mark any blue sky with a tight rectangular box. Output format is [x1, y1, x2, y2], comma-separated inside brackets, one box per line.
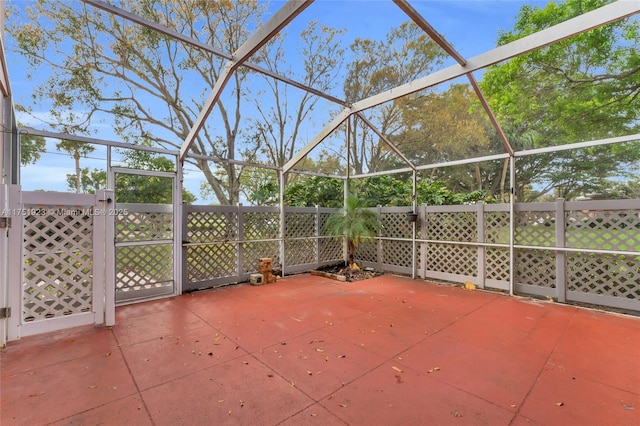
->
[7, 0, 547, 199]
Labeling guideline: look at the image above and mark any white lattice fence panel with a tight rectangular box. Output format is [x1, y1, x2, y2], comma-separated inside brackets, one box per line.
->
[187, 211, 237, 243]
[116, 244, 173, 293]
[567, 253, 640, 300]
[515, 249, 555, 288]
[566, 210, 640, 251]
[356, 239, 377, 264]
[515, 211, 555, 247]
[23, 209, 93, 322]
[285, 239, 316, 266]
[486, 248, 510, 282]
[381, 213, 412, 239]
[485, 211, 510, 244]
[425, 244, 477, 277]
[241, 241, 280, 274]
[117, 211, 172, 242]
[426, 212, 476, 242]
[187, 244, 237, 282]
[243, 211, 279, 240]
[318, 212, 337, 236]
[285, 212, 316, 237]
[319, 237, 342, 263]
[382, 240, 413, 267]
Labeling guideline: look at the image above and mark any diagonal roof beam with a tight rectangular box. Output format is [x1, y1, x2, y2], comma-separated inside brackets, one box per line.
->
[283, 108, 351, 173]
[466, 73, 513, 156]
[355, 113, 416, 171]
[82, 0, 346, 107]
[393, 0, 466, 66]
[287, 0, 638, 175]
[179, 0, 313, 160]
[352, 0, 639, 113]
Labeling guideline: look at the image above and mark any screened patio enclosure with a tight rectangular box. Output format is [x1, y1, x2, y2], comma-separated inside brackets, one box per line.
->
[1, 0, 639, 345]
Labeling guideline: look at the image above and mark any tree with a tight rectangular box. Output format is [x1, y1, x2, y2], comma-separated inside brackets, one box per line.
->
[8, 0, 266, 205]
[248, 21, 345, 183]
[56, 140, 95, 193]
[393, 84, 494, 194]
[19, 133, 46, 166]
[285, 176, 343, 208]
[343, 22, 447, 174]
[324, 195, 380, 268]
[65, 168, 106, 194]
[481, 0, 640, 200]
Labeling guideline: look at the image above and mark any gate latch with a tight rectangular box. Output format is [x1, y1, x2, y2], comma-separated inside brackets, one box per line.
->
[0, 307, 11, 319]
[0, 217, 11, 229]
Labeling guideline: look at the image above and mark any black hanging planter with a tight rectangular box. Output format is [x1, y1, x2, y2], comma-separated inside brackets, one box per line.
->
[406, 212, 418, 223]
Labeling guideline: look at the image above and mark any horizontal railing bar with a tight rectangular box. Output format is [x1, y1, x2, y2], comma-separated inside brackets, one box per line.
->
[115, 240, 173, 247]
[513, 245, 640, 257]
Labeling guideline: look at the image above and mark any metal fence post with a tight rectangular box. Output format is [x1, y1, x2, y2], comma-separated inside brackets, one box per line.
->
[315, 205, 320, 268]
[237, 204, 243, 278]
[477, 201, 486, 289]
[555, 198, 566, 302]
[377, 205, 383, 271]
[419, 204, 427, 279]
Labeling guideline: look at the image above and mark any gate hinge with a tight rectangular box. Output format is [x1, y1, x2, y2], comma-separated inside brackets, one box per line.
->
[0, 307, 11, 319]
[0, 217, 11, 228]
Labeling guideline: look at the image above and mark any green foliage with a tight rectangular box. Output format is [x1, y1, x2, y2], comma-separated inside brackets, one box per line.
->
[285, 176, 344, 208]
[481, 0, 640, 201]
[323, 195, 380, 265]
[66, 168, 106, 194]
[19, 134, 46, 165]
[352, 176, 411, 207]
[114, 150, 196, 204]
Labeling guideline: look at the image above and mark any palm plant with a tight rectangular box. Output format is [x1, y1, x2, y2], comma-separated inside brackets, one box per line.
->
[324, 195, 380, 268]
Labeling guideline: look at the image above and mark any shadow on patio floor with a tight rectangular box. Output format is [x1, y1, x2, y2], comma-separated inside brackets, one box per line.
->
[2, 274, 639, 425]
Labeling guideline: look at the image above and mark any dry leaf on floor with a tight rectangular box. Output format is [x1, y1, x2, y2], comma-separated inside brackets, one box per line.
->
[316, 348, 325, 352]
[556, 402, 564, 407]
[392, 366, 403, 373]
[464, 281, 476, 291]
[451, 410, 462, 417]
[339, 404, 348, 408]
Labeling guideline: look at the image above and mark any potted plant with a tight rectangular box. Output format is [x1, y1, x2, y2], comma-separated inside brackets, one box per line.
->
[406, 212, 418, 222]
[324, 195, 380, 269]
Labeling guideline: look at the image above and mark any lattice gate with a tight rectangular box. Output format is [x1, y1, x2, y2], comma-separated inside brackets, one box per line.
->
[6, 188, 114, 340]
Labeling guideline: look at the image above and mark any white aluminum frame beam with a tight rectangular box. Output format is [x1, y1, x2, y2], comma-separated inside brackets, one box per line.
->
[180, 0, 312, 161]
[0, 36, 10, 97]
[287, 0, 638, 172]
[514, 133, 640, 157]
[393, 0, 466, 66]
[416, 153, 510, 171]
[82, 0, 345, 108]
[283, 108, 351, 173]
[355, 113, 416, 171]
[354, 0, 639, 112]
[466, 73, 514, 156]
[19, 127, 178, 155]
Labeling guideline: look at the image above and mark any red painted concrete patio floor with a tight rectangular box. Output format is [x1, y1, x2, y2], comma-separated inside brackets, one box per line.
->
[2, 274, 639, 425]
